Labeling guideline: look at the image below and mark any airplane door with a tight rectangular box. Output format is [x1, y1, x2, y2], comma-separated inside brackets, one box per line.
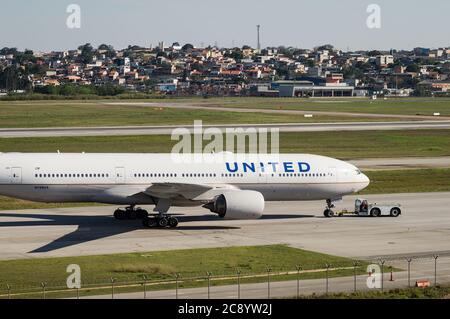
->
[258, 165, 268, 183]
[328, 166, 338, 182]
[11, 167, 22, 184]
[115, 167, 126, 184]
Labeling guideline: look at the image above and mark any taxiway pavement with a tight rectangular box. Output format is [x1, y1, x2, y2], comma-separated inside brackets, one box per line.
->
[1, 192, 449, 261]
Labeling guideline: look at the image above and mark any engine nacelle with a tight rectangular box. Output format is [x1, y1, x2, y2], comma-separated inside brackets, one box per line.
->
[204, 190, 265, 220]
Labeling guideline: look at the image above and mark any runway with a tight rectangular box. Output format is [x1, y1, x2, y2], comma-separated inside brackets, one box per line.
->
[1, 192, 449, 261]
[350, 156, 450, 170]
[1, 121, 450, 138]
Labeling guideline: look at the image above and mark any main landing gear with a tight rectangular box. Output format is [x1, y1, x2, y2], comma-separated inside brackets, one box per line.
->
[141, 199, 179, 229]
[114, 206, 149, 220]
[323, 199, 336, 218]
[142, 215, 179, 229]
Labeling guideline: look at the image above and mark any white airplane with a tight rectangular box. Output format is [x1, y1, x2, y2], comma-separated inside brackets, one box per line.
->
[0, 152, 369, 228]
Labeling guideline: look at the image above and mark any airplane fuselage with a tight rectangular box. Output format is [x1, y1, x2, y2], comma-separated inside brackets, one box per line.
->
[0, 153, 370, 206]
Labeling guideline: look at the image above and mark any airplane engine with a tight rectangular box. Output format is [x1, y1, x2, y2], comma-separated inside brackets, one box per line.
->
[204, 190, 265, 220]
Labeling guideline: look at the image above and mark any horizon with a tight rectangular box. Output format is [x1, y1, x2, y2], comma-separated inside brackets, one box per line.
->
[2, 43, 448, 54]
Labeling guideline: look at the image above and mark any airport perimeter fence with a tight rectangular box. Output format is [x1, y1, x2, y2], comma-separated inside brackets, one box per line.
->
[0, 254, 448, 299]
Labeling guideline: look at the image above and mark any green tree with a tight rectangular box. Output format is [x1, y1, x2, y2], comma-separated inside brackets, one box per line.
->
[406, 64, 420, 73]
[78, 43, 94, 64]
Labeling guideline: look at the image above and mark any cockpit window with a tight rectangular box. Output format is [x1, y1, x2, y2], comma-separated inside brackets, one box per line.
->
[356, 169, 362, 175]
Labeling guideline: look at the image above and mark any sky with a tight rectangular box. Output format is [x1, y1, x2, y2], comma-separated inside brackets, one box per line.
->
[0, 0, 449, 52]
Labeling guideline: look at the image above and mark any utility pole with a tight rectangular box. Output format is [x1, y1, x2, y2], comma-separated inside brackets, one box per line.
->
[256, 25, 261, 53]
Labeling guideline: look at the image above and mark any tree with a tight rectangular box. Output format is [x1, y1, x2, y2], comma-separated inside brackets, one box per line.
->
[78, 43, 94, 63]
[316, 44, 334, 51]
[224, 50, 243, 61]
[368, 50, 382, 57]
[0, 47, 18, 55]
[305, 59, 315, 68]
[181, 43, 194, 52]
[97, 44, 115, 58]
[406, 64, 420, 73]
[0, 65, 31, 91]
[98, 44, 110, 51]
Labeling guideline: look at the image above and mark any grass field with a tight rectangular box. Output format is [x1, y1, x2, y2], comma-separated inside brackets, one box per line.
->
[1, 130, 449, 159]
[0, 101, 399, 128]
[0, 245, 369, 298]
[297, 286, 450, 299]
[361, 168, 450, 194]
[0, 197, 98, 210]
[2, 97, 449, 129]
[188, 97, 450, 116]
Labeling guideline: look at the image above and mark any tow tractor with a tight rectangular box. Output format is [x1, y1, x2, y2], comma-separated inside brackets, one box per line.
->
[324, 198, 402, 218]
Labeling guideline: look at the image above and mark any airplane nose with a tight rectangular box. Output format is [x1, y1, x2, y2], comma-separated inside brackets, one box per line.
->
[360, 173, 370, 190]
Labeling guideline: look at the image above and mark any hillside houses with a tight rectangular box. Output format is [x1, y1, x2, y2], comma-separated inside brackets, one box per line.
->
[1, 43, 450, 97]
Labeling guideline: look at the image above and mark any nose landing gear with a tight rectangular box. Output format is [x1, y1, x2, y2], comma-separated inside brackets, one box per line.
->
[324, 199, 336, 218]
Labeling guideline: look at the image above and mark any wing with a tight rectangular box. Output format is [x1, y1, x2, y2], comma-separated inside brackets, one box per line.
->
[96, 183, 237, 203]
[144, 183, 237, 202]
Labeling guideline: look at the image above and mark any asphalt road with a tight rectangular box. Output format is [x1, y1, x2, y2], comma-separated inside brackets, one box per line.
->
[1, 192, 450, 261]
[1, 121, 450, 137]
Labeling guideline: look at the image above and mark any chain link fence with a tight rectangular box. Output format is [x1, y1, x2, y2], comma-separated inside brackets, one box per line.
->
[0, 254, 448, 299]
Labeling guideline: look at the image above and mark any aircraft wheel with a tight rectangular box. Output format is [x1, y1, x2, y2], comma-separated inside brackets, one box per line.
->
[324, 209, 334, 218]
[142, 216, 157, 228]
[127, 210, 137, 220]
[168, 217, 179, 228]
[136, 209, 149, 219]
[114, 209, 125, 220]
[158, 217, 169, 228]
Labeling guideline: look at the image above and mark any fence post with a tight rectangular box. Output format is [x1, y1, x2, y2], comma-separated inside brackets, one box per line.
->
[207, 272, 212, 299]
[175, 274, 180, 300]
[433, 255, 439, 287]
[41, 282, 46, 299]
[406, 258, 412, 288]
[296, 265, 301, 299]
[110, 278, 115, 299]
[266, 266, 272, 299]
[143, 275, 147, 300]
[7, 284, 11, 300]
[236, 269, 241, 300]
[325, 264, 331, 295]
[379, 260, 385, 292]
[353, 261, 359, 293]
